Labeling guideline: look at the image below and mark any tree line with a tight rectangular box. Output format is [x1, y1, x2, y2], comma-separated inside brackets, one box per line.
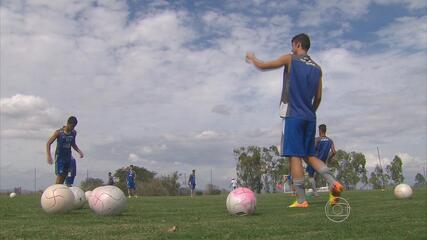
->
[234, 145, 426, 192]
[80, 166, 223, 196]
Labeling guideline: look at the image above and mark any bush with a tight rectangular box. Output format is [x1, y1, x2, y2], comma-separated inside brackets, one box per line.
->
[204, 184, 221, 195]
[80, 178, 104, 191]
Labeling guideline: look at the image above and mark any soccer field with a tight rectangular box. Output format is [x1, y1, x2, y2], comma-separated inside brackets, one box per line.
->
[1, 188, 426, 240]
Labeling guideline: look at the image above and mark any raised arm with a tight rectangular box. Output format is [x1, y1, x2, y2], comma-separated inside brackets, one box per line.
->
[246, 52, 291, 70]
[46, 130, 59, 165]
[312, 76, 322, 112]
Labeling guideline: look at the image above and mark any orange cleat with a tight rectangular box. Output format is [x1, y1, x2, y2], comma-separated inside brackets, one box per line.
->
[329, 182, 344, 205]
[288, 200, 309, 208]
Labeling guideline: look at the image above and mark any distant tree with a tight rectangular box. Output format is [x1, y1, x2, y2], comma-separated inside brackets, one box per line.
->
[235, 146, 263, 193]
[158, 171, 181, 195]
[386, 155, 404, 185]
[369, 170, 381, 190]
[261, 145, 286, 193]
[80, 178, 104, 191]
[369, 164, 390, 189]
[414, 173, 426, 188]
[114, 165, 156, 184]
[351, 151, 369, 188]
[329, 150, 369, 190]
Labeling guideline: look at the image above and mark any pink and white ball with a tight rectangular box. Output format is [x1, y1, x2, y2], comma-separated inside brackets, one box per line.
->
[89, 186, 127, 216]
[69, 187, 86, 209]
[41, 184, 74, 214]
[394, 183, 413, 199]
[226, 187, 256, 216]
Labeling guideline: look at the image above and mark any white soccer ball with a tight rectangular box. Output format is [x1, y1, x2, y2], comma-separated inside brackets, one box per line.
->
[89, 186, 127, 216]
[41, 184, 74, 214]
[85, 190, 93, 201]
[9, 192, 16, 198]
[226, 187, 256, 216]
[69, 187, 86, 209]
[394, 183, 413, 199]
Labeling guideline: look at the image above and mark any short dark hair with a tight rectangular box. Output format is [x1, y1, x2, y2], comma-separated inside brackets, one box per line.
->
[319, 124, 327, 133]
[67, 116, 78, 125]
[291, 33, 311, 51]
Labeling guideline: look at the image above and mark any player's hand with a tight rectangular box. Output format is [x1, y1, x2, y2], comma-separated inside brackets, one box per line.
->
[79, 151, 84, 158]
[245, 52, 255, 64]
[47, 155, 53, 165]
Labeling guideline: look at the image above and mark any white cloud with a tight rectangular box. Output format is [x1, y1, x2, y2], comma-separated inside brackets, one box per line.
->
[195, 130, 223, 140]
[0, 94, 61, 139]
[374, 0, 427, 10]
[128, 153, 157, 165]
[139, 144, 168, 155]
[128, 11, 196, 50]
[297, 0, 371, 27]
[377, 16, 427, 50]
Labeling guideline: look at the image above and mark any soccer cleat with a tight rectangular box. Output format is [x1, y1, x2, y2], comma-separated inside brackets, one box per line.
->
[329, 182, 344, 205]
[288, 200, 309, 208]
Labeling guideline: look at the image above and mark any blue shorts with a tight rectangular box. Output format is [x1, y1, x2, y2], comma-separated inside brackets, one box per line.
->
[281, 117, 316, 157]
[127, 181, 136, 190]
[306, 165, 315, 176]
[69, 158, 76, 176]
[189, 184, 196, 190]
[65, 176, 75, 185]
[55, 155, 71, 176]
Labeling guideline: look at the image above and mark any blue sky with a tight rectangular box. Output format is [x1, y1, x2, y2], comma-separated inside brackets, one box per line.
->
[1, 0, 426, 191]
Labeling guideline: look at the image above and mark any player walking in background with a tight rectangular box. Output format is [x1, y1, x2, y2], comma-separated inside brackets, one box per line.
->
[246, 33, 344, 208]
[188, 169, 196, 198]
[65, 157, 77, 187]
[127, 165, 137, 198]
[230, 178, 238, 190]
[107, 172, 115, 185]
[46, 116, 84, 185]
[306, 124, 336, 197]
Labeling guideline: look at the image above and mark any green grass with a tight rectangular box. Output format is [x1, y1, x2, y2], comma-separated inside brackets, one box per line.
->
[1, 188, 426, 240]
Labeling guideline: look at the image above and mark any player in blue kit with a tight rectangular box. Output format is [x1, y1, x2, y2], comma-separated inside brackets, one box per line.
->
[65, 157, 77, 187]
[306, 124, 336, 197]
[188, 169, 196, 198]
[127, 165, 137, 198]
[246, 33, 344, 207]
[46, 116, 84, 184]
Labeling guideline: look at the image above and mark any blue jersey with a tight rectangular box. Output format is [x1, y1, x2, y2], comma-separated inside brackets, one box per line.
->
[281, 54, 322, 121]
[55, 127, 76, 160]
[189, 174, 196, 186]
[127, 171, 136, 183]
[315, 136, 334, 161]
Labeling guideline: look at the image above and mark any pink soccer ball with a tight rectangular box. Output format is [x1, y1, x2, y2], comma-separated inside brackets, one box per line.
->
[89, 186, 127, 216]
[226, 187, 256, 215]
[40, 184, 74, 214]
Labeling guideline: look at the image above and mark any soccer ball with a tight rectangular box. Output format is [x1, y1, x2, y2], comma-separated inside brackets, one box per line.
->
[69, 187, 86, 209]
[85, 190, 93, 201]
[9, 192, 16, 198]
[394, 183, 413, 199]
[89, 186, 127, 216]
[226, 187, 256, 215]
[41, 184, 74, 214]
